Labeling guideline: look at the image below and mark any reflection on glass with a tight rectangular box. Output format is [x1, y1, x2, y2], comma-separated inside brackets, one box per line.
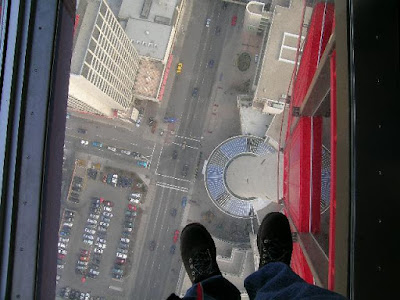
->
[57, 0, 337, 298]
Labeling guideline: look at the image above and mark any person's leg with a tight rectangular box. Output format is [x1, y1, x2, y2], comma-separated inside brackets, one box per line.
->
[167, 223, 240, 300]
[244, 212, 347, 300]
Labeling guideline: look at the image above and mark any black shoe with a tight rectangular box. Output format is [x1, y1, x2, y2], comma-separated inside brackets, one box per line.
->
[180, 223, 221, 284]
[257, 212, 293, 269]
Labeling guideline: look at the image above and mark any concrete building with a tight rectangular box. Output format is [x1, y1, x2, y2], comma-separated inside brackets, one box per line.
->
[252, 0, 312, 115]
[118, 0, 180, 63]
[243, 1, 273, 35]
[68, 0, 140, 117]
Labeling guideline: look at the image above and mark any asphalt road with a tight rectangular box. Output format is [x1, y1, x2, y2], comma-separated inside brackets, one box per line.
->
[127, 1, 240, 299]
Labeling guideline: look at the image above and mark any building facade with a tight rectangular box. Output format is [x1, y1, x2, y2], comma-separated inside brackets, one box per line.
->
[68, 0, 140, 117]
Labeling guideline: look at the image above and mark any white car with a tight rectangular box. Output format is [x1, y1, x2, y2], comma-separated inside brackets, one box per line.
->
[116, 253, 127, 259]
[83, 234, 94, 240]
[83, 239, 93, 245]
[63, 222, 73, 228]
[59, 237, 69, 243]
[57, 264, 64, 269]
[84, 228, 96, 235]
[120, 238, 130, 243]
[97, 238, 106, 244]
[104, 206, 112, 212]
[99, 222, 109, 228]
[87, 218, 98, 225]
[58, 242, 66, 249]
[206, 18, 211, 27]
[130, 193, 141, 198]
[121, 150, 131, 155]
[103, 212, 113, 218]
[136, 119, 141, 127]
[107, 146, 117, 152]
[94, 248, 103, 254]
[124, 227, 133, 232]
[58, 249, 67, 255]
[96, 243, 106, 249]
[129, 197, 140, 204]
[89, 213, 99, 220]
[89, 269, 100, 275]
[81, 140, 89, 146]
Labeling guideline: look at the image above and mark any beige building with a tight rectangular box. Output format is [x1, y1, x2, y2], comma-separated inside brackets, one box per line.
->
[68, 0, 140, 117]
[243, 1, 272, 35]
[252, 0, 312, 114]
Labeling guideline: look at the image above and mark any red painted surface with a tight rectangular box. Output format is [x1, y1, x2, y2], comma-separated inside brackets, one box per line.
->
[311, 117, 323, 233]
[284, 118, 311, 233]
[74, 14, 80, 36]
[283, 2, 336, 284]
[328, 50, 337, 290]
[158, 54, 174, 101]
[291, 243, 314, 284]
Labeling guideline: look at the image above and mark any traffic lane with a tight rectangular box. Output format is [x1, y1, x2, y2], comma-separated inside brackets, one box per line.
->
[140, 191, 184, 300]
[64, 136, 155, 167]
[134, 187, 178, 299]
[65, 120, 154, 155]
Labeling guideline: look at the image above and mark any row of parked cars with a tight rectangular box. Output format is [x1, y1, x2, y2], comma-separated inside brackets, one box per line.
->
[57, 209, 75, 268]
[110, 192, 142, 279]
[69, 176, 83, 203]
[58, 286, 105, 300]
[76, 197, 114, 279]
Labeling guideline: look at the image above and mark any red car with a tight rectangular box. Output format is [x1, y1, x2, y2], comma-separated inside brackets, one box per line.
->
[115, 258, 126, 265]
[173, 230, 180, 243]
[104, 200, 114, 207]
[128, 204, 137, 211]
[80, 249, 89, 256]
[231, 15, 237, 26]
[80, 256, 89, 262]
[57, 253, 65, 259]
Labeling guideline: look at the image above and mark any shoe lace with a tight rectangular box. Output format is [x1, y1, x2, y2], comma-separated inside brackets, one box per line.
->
[188, 249, 214, 279]
[260, 238, 289, 265]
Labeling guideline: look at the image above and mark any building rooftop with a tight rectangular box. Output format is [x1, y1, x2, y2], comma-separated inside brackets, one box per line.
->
[118, 0, 179, 61]
[133, 58, 164, 99]
[254, 0, 312, 102]
[125, 18, 171, 60]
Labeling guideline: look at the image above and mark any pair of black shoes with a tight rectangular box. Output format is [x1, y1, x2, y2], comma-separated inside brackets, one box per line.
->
[180, 212, 293, 284]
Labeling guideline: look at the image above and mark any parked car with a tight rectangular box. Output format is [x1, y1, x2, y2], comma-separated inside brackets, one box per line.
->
[116, 253, 127, 259]
[58, 242, 66, 249]
[89, 213, 99, 220]
[87, 218, 98, 225]
[136, 160, 148, 168]
[121, 149, 131, 155]
[255, 54, 259, 63]
[121, 238, 130, 243]
[181, 164, 189, 177]
[96, 243, 106, 249]
[94, 248, 104, 254]
[163, 117, 177, 123]
[115, 258, 126, 265]
[104, 200, 114, 207]
[107, 146, 116, 152]
[77, 128, 87, 134]
[81, 140, 89, 146]
[80, 249, 89, 256]
[97, 238, 106, 244]
[170, 245, 176, 254]
[104, 206, 112, 212]
[99, 222, 109, 228]
[92, 141, 103, 148]
[83, 234, 94, 240]
[192, 88, 199, 97]
[205, 18, 211, 27]
[84, 228, 95, 235]
[129, 197, 140, 204]
[59, 237, 69, 243]
[83, 239, 93, 245]
[130, 192, 141, 198]
[103, 211, 113, 218]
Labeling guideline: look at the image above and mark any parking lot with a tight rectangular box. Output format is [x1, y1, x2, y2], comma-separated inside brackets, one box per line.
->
[56, 160, 147, 298]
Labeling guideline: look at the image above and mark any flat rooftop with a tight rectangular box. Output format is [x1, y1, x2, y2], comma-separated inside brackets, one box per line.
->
[125, 19, 171, 60]
[254, 0, 312, 102]
[118, 0, 179, 60]
[133, 58, 163, 99]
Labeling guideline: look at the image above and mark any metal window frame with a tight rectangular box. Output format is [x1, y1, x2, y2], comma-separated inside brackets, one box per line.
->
[0, 0, 75, 298]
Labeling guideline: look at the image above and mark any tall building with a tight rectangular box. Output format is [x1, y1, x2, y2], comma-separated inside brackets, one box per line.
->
[68, 0, 140, 117]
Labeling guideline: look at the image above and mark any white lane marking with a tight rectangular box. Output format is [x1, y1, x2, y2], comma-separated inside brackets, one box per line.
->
[155, 173, 191, 183]
[156, 182, 188, 192]
[175, 135, 201, 142]
[154, 145, 164, 175]
[148, 143, 157, 168]
[172, 142, 199, 150]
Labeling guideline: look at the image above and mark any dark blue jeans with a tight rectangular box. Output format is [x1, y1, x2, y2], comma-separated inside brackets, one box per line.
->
[179, 262, 346, 300]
